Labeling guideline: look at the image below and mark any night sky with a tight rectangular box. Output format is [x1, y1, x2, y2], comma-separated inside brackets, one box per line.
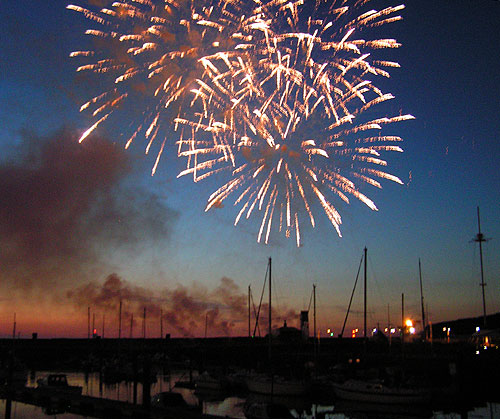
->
[0, 0, 499, 338]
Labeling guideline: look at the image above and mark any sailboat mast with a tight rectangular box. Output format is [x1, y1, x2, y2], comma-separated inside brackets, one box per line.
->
[419, 259, 426, 338]
[143, 307, 146, 339]
[313, 284, 317, 341]
[387, 304, 391, 346]
[118, 300, 122, 339]
[268, 257, 272, 363]
[340, 254, 363, 338]
[474, 207, 487, 327]
[248, 285, 251, 338]
[364, 247, 367, 339]
[401, 293, 405, 357]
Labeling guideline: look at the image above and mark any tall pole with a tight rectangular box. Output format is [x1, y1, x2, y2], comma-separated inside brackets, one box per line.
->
[313, 284, 317, 339]
[313, 284, 317, 354]
[364, 247, 367, 339]
[102, 314, 105, 339]
[143, 307, 146, 339]
[340, 254, 363, 338]
[130, 313, 133, 338]
[401, 293, 405, 349]
[248, 285, 251, 338]
[473, 207, 488, 327]
[118, 300, 122, 339]
[419, 259, 426, 339]
[88, 307, 90, 339]
[268, 257, 272, 363]
[388, 304, 391, 347]
[160, 309, 163, 339]
[12, 313, 16, 339]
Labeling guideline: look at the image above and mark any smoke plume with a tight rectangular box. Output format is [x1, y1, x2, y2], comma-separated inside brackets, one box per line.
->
[0, 129, 176, 291]
[68, 273, 297, 337]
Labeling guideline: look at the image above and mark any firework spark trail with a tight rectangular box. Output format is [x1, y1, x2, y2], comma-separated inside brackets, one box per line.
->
[176, 0, 414, 246]
[68, 0, 247, 174]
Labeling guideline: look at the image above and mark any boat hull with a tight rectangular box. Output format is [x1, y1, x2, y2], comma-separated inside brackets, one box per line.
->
[243, 401, 294, 419]
[194, 373, 227, 391]
[246, 376, 309, 396]
[332, 380, 430, 404]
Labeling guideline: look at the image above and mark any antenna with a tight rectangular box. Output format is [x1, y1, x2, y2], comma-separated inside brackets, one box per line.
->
[472, 207, 490, 328]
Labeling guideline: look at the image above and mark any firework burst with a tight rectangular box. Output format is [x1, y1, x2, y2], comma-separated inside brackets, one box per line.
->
[68, 0, 246, 174]
[176, 0, 413, 246]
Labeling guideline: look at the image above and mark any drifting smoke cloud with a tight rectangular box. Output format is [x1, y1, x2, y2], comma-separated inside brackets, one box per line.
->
[68, 273, 297, 337]
[0, 129, 176, 291]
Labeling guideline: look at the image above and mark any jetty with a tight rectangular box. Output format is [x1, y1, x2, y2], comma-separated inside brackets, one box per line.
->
[1, 386, 219, 419]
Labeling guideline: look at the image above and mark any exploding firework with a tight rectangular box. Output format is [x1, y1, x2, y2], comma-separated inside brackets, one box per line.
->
[68, 0, 246, 174]
[176, 0, 413, 246]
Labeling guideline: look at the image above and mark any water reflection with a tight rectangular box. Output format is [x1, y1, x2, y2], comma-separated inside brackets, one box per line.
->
[25, 370, 247, 418]
[1, 371, 498, 418]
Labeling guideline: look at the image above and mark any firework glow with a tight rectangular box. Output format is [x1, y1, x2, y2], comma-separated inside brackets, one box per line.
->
[68, 0, 245, 174]
[70, 0, 413, 247]
[175, 0, 413, 246]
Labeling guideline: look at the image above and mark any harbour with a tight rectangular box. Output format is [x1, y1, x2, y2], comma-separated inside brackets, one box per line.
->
[1, 331, 499, 418]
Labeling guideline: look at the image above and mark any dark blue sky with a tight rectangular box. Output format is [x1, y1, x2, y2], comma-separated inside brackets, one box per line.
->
[0, 0, 499, 336]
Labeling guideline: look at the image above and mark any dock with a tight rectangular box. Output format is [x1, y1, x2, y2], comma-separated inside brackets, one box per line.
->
[1, 386, 221, 419]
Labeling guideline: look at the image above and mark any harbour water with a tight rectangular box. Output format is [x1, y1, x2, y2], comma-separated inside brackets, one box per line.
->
[1, 370, 499, 418]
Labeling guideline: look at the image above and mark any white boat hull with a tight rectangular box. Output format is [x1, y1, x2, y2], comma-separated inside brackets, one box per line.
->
[332, 380, 430, 404]
[194, 373, 226, 391]
[246, 375, 309, 396]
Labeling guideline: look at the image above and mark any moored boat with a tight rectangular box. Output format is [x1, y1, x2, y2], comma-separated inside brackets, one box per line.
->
[246, 374, 309, 397]
[194, 371, 228, 391]
[243, 400, 294, 419]
[36, 374, 82, 395]
[332, 379, 430, 404]
[151, 391, 189, 408]
[335, 398, 433, 419]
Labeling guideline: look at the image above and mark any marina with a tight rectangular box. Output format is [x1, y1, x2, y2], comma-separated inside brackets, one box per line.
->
[1, 368, 499, 418]
[1, 330, 499, 418]
[1, 246, 499, 419]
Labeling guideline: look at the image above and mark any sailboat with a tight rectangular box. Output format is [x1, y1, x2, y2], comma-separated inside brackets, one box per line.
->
[331, 378, 431, 404]
[245, 258, 310, 397]
[332, 249, 431, 405]
[246, 374, 309, 397]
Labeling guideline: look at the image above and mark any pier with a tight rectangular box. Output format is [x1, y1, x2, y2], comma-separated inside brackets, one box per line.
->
[1, 386, 219, 419]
